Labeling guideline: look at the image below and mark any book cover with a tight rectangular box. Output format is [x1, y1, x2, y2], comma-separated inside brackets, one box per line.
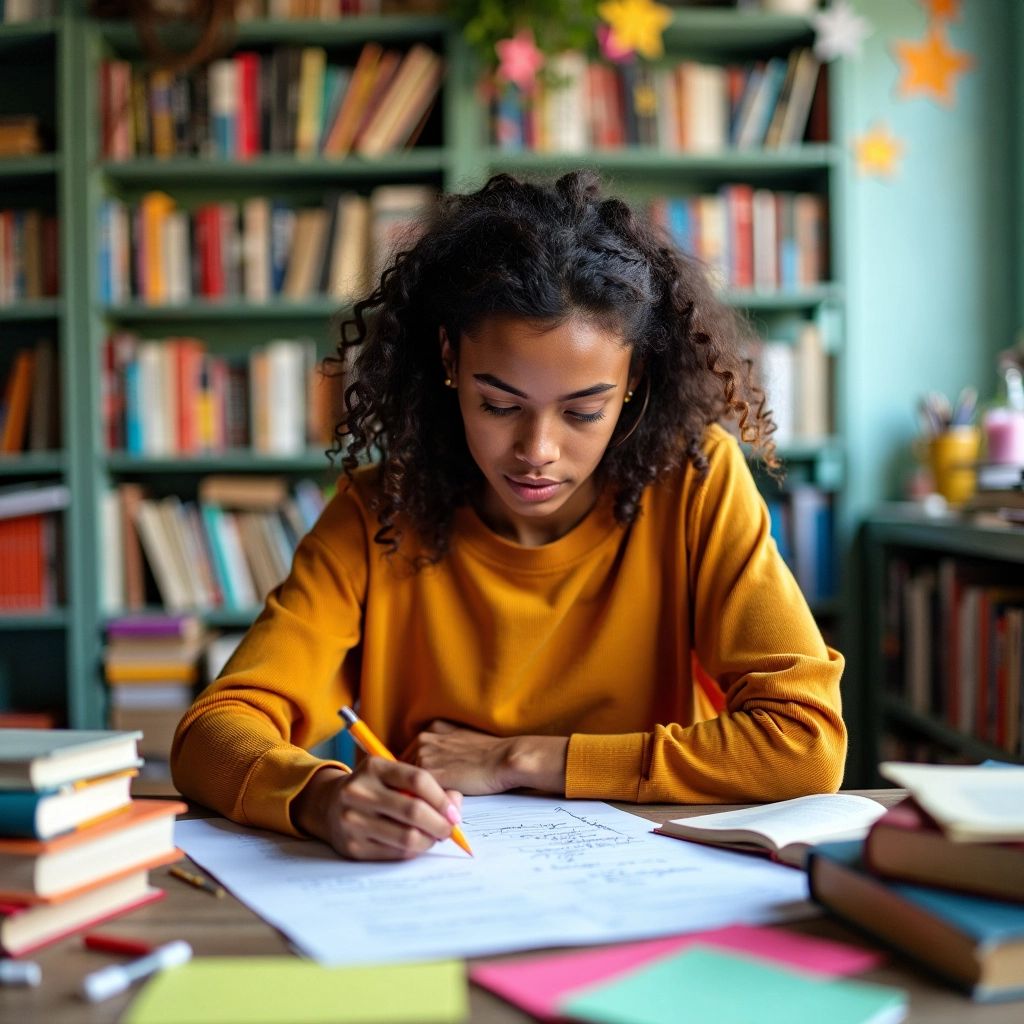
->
[0, 730, 142, 792]
[0, 770, 134, 841]
[810, 840, 1024, 1001]
[865, 798, 1024, 902]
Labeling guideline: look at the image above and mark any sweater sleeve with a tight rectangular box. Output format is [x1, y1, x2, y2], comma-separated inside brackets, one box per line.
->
[565, 431, 847, 804]
[170, 483, 370, 836]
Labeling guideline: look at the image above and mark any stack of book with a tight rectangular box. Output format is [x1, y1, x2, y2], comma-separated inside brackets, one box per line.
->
[104, 615, 207, 793]
[0, 729, 184, 957]
[810, 761, 1024, 1002]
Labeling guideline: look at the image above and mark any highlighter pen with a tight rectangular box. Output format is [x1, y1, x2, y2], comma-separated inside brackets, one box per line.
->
[339, 706, 474, 857]
[0, 959, 41, 988]
[84, 933, 154, 957]
[80, 939, 193, 1003]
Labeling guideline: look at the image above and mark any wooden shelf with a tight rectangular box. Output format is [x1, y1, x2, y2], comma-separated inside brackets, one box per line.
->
[0, 452, 66, 476]
[0, 609, 68, 630]
[0, 19, 59, 48]
[103, 299, 345, 322]
[96, 14, 450, 51]
[865, 508, 1024, 561]
[663, 9, 813, 51]
[104, 451, 336, 474]
[0, 298, 62, 321]
[100, 149, 448, 184]
[0, 155, 59, 179]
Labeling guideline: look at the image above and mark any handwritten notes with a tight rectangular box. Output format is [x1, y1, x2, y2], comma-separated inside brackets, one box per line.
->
[175, 794, 812, 965]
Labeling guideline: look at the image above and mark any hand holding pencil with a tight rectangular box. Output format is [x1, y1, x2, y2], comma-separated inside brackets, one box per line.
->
[289, 707, 472, 861]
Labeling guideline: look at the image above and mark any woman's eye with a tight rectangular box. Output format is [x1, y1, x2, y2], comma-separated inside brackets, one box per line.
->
[480, 401, 518, 417]
[568, 410, 606, 424]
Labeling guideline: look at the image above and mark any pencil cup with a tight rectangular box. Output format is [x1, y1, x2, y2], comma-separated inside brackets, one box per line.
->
[928, 426, 981, 504]
[983, 408, 1024, 465]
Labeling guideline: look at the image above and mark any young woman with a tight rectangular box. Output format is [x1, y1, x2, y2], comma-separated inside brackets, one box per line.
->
[171, 171, 846, 861]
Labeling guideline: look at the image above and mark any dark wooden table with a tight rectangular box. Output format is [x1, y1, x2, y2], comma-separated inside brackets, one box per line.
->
[2, 790, 1018, 1022]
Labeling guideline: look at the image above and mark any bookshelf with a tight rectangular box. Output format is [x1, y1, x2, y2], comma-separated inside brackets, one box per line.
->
[1, 5, 855, 771]
[859, 507, 1024, 784]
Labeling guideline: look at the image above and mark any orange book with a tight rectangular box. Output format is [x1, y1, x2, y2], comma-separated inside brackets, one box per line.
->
[140, 191, 175, 304]
[322, 41, 384, 156]
[0, 799, 185, 905]
[1, 349, 36, 452]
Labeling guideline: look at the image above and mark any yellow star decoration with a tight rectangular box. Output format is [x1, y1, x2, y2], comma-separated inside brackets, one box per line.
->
[598, 0, 673, 60]
[893, 24, 973, 107]
[853, 123, 904, 178]
[922, 0, 960, 21]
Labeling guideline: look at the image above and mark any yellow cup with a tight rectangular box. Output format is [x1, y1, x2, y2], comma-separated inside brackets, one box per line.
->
[928, 426, 981, 504]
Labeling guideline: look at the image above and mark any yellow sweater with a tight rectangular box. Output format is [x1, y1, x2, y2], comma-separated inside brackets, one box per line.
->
[171, 426, 846, 836]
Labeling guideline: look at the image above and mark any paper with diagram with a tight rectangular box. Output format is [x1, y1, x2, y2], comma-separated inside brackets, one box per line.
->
[174, 794, 813, 965]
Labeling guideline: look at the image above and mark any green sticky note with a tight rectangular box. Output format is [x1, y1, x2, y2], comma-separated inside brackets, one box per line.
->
[561, 946, 907, 1024]
[122, 958, 467, 1024]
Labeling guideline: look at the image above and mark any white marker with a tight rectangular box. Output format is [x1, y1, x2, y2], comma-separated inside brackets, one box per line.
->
[0, 959, 41, 987]
[80, 939, 192, 1003]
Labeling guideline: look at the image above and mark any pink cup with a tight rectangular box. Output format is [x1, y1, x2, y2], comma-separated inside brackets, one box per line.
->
[984, 408, 1024, 464]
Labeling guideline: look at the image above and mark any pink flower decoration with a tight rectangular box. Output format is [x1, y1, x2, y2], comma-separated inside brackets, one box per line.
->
[495, 28, 545, 91]
[597, 23, 634, 63]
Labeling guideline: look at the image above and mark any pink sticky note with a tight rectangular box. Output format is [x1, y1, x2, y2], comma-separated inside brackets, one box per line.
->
[470, 924, 884, 1022]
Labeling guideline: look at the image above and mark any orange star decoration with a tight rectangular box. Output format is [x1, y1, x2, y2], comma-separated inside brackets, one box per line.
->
[922, 0, 960, 21]
[598, 0, 673, 60]
[853, 123, 904, 178]
[893, 25, 973, 107]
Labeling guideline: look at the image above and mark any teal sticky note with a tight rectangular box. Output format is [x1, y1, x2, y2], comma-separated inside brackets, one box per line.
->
[561, 945, 907, 1024]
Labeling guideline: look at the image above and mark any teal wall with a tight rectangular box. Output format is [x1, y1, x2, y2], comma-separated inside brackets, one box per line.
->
[840, 0, 1017, 520]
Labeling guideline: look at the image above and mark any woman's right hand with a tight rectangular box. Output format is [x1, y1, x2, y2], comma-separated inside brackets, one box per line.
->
[290, 761, 463, 861]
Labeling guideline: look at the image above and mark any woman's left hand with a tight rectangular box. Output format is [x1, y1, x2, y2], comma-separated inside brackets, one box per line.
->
[402, 720, 569, 796]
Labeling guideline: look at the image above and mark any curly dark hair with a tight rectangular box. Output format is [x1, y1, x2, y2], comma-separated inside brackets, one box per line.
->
[328, 170, 778, 563]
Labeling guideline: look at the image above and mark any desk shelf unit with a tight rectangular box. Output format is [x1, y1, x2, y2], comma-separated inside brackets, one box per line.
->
[860, 508, 1024, 784]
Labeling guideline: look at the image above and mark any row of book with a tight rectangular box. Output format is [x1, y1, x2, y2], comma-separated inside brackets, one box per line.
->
[102, 334, 345, 457]
[0, 0, 55, 22]
[102, 476, 328, 614]
[882, 556, 1024, 756]
[0, 728, 183, 957]
[0, 340, 60, 453]
[0, 208, 60, 304]
[649, 188, 828, 294]
[100, 41, 443, 161]
[765, 485, 835, 606]
[0, 482, 67, 613]
[97, 185, 434, 305]
[748, 324, 832, 445]
[492, 48, 824, 154]
[234, 1, 399, 16]
[810, 762, 1024, 1002]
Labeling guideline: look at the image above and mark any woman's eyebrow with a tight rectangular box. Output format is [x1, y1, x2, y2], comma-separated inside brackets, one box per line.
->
[473, 374, 616, 401]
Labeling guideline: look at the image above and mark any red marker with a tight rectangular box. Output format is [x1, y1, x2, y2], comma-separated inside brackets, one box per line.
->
[83, 933, 154, 957]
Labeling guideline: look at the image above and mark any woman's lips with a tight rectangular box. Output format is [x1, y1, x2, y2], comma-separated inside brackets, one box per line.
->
[504, 475, 564, 503]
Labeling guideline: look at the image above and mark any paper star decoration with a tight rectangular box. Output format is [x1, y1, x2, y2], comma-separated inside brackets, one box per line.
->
[495, 28, 545, 91]
[596, 23, 634, 63]
[922, 0, 961, 21]
[853, 123, 904, 178]
[812, 0, 873, 62]
[598, 0, 673, 60]
[893, 24, 973, 107]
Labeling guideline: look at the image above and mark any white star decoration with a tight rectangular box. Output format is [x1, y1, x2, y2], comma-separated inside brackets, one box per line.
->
[812, 0, 873, 62]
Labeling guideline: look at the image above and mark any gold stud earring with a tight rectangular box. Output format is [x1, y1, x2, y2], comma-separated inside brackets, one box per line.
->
[444, 377, 453, 387]
[624, 390, 634, 404]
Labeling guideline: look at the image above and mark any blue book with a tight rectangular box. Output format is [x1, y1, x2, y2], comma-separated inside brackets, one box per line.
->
[0, 772, 134, 839]
[809, 840, 1024, 1002]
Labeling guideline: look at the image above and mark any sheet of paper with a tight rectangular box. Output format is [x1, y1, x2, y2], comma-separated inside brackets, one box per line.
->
[175, 794, 812, 966]
[561, 945, 908, 1024]
[122, 958, 466, 1024]
[470, 923, 885, 1021]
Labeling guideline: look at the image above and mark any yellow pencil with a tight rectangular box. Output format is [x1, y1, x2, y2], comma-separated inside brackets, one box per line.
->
[339, 706, 474, 857]
[169, 865, 225, 898]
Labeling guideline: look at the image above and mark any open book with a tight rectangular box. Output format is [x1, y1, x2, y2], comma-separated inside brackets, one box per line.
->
[654, 794, 888, 868]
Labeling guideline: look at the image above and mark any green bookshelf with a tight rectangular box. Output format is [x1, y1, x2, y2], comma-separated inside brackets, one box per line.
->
[0, 4, 854, 752]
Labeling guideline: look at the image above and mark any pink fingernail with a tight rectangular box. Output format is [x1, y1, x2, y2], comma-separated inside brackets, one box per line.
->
[445, 803, 461, 825]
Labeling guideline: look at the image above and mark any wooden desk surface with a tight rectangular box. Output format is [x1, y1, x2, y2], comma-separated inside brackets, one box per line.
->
[2, 790, 1018, 1023]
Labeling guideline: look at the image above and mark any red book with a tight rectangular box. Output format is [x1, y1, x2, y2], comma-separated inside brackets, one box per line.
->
[195, 206, 225, 298]
[236, 52, 262, 159]
[725, 183, 754, 289]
